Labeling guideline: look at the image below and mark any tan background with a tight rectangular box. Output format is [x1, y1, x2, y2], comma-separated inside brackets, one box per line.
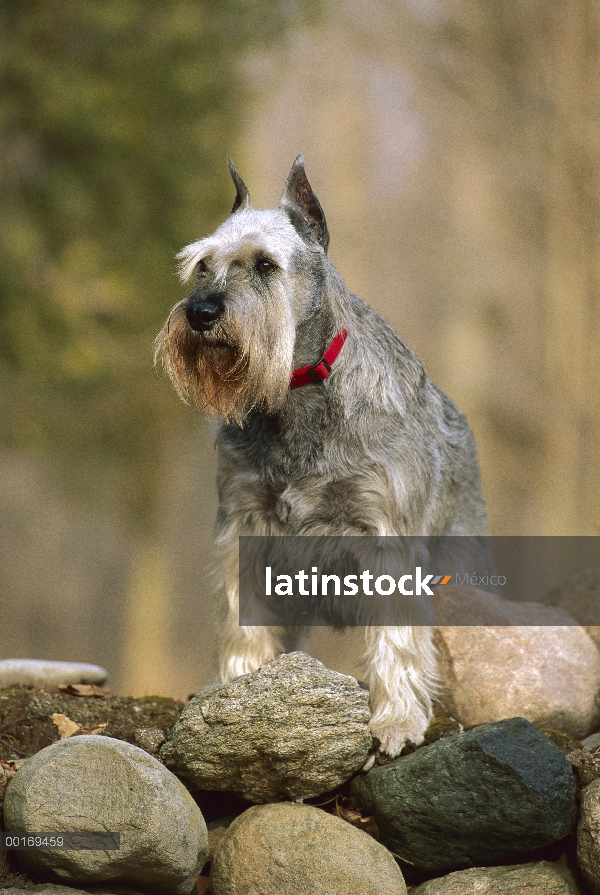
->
[0, 0, 598, 698]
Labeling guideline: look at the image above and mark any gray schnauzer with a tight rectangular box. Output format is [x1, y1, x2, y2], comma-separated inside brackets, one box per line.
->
[155, 156, 488, 757]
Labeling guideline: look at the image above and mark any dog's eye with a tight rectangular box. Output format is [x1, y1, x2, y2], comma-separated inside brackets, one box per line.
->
[255, 258, 276, 275]
[197, 259, 208, 274]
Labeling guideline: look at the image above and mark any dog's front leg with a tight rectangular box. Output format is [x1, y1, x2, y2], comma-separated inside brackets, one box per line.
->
[218, 539, 284, 683]
[361, 625, 439, 758]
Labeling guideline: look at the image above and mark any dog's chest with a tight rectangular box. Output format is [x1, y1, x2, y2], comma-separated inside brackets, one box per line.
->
[220, 470, 380, 535]
[216, 418, 403, 536]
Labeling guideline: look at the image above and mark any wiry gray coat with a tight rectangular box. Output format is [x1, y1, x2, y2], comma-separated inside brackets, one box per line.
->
[156, 156, 488, 756]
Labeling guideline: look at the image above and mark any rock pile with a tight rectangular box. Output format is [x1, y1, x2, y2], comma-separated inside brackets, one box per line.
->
[2, 582, 600, 894]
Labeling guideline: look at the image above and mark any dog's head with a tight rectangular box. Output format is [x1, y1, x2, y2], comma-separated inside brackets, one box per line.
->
[155, 157, 331, 423]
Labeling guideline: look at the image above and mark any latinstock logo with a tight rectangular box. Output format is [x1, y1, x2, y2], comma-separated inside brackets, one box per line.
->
[265, 566, 453, 598]
[240, 534, 600, 626]
[454, 573, 507, 588]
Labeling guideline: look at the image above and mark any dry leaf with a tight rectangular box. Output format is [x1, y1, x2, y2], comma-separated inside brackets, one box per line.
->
[51, 713, 82, 739]
[79, 722, 108, 735]
[195, 877, 211, 894]
[0, 761, 17, 788]
[1, 758, 25, 770]
[332, 795, 379, 840]
[57, 684, 111, 697]
[335, 800, 362, 824]
[51, 714, 108, 738]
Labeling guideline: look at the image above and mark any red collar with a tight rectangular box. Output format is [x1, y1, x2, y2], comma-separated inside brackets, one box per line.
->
[289, 329, 348, 389]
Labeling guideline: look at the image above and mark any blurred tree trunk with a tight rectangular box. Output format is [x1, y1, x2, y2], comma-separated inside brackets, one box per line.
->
[121, 540, 177, 697]
[543, 0, 600, 534]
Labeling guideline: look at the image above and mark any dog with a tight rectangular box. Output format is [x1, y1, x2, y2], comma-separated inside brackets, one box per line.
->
[155, 156, 488, 757]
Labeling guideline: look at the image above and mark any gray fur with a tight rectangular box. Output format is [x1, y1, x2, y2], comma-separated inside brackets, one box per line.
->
[156, 157, 488, 756]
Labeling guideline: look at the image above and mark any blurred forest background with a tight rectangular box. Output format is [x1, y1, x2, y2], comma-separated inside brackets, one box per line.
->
[0, 0, 598, 697]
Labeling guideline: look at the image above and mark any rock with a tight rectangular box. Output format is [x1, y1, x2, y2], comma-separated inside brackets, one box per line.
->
[207, 816, 236, 861]
[588, 628, 600, 653]
[433, 587, 600, 738]
[577, 779, 600, 894]
[130, 726, 167, 753]
[432, 585, 578, 626]
[161, 652, 372, 803]
[3, 736, 208, 894]
[411, 861, 579, 894]
[0, 660, 108, 689]
[584, 734, 600, 752]
[351, 717, 576, 875]
[566, 750, 600, 791]
[210, 802, 406, 895]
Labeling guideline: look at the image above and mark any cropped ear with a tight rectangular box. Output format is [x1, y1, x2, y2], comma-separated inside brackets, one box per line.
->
[227, 158, 251, 214]
[279, 155, 329, 251]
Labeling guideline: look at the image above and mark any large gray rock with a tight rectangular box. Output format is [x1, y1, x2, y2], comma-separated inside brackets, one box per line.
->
[351, 717, 576, 875]
[411, 861, 579, 894]
[577, 778, 600, 894]
[210, 802, 406, 895]
[433, 586, 600, 738]
[3, 736, 208, 895]
[0, 660, 108, 688]
[161, 651, 372, 802]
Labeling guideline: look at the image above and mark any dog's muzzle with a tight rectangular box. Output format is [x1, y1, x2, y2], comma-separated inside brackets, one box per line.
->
[185, 293, 224, 333]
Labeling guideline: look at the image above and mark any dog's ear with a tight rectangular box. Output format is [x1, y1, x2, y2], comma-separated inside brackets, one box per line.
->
[279, 155, 329, 252]
[227, 158, 251, 214]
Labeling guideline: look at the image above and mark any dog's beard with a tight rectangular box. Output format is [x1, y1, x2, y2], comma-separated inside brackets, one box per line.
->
[155, 291, 295, 424]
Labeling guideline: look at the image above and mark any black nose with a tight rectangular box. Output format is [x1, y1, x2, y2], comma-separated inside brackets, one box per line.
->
[185, 296, 223, 333]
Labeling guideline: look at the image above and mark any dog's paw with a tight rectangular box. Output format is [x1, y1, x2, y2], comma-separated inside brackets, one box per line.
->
[369, 717, 427, 759]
